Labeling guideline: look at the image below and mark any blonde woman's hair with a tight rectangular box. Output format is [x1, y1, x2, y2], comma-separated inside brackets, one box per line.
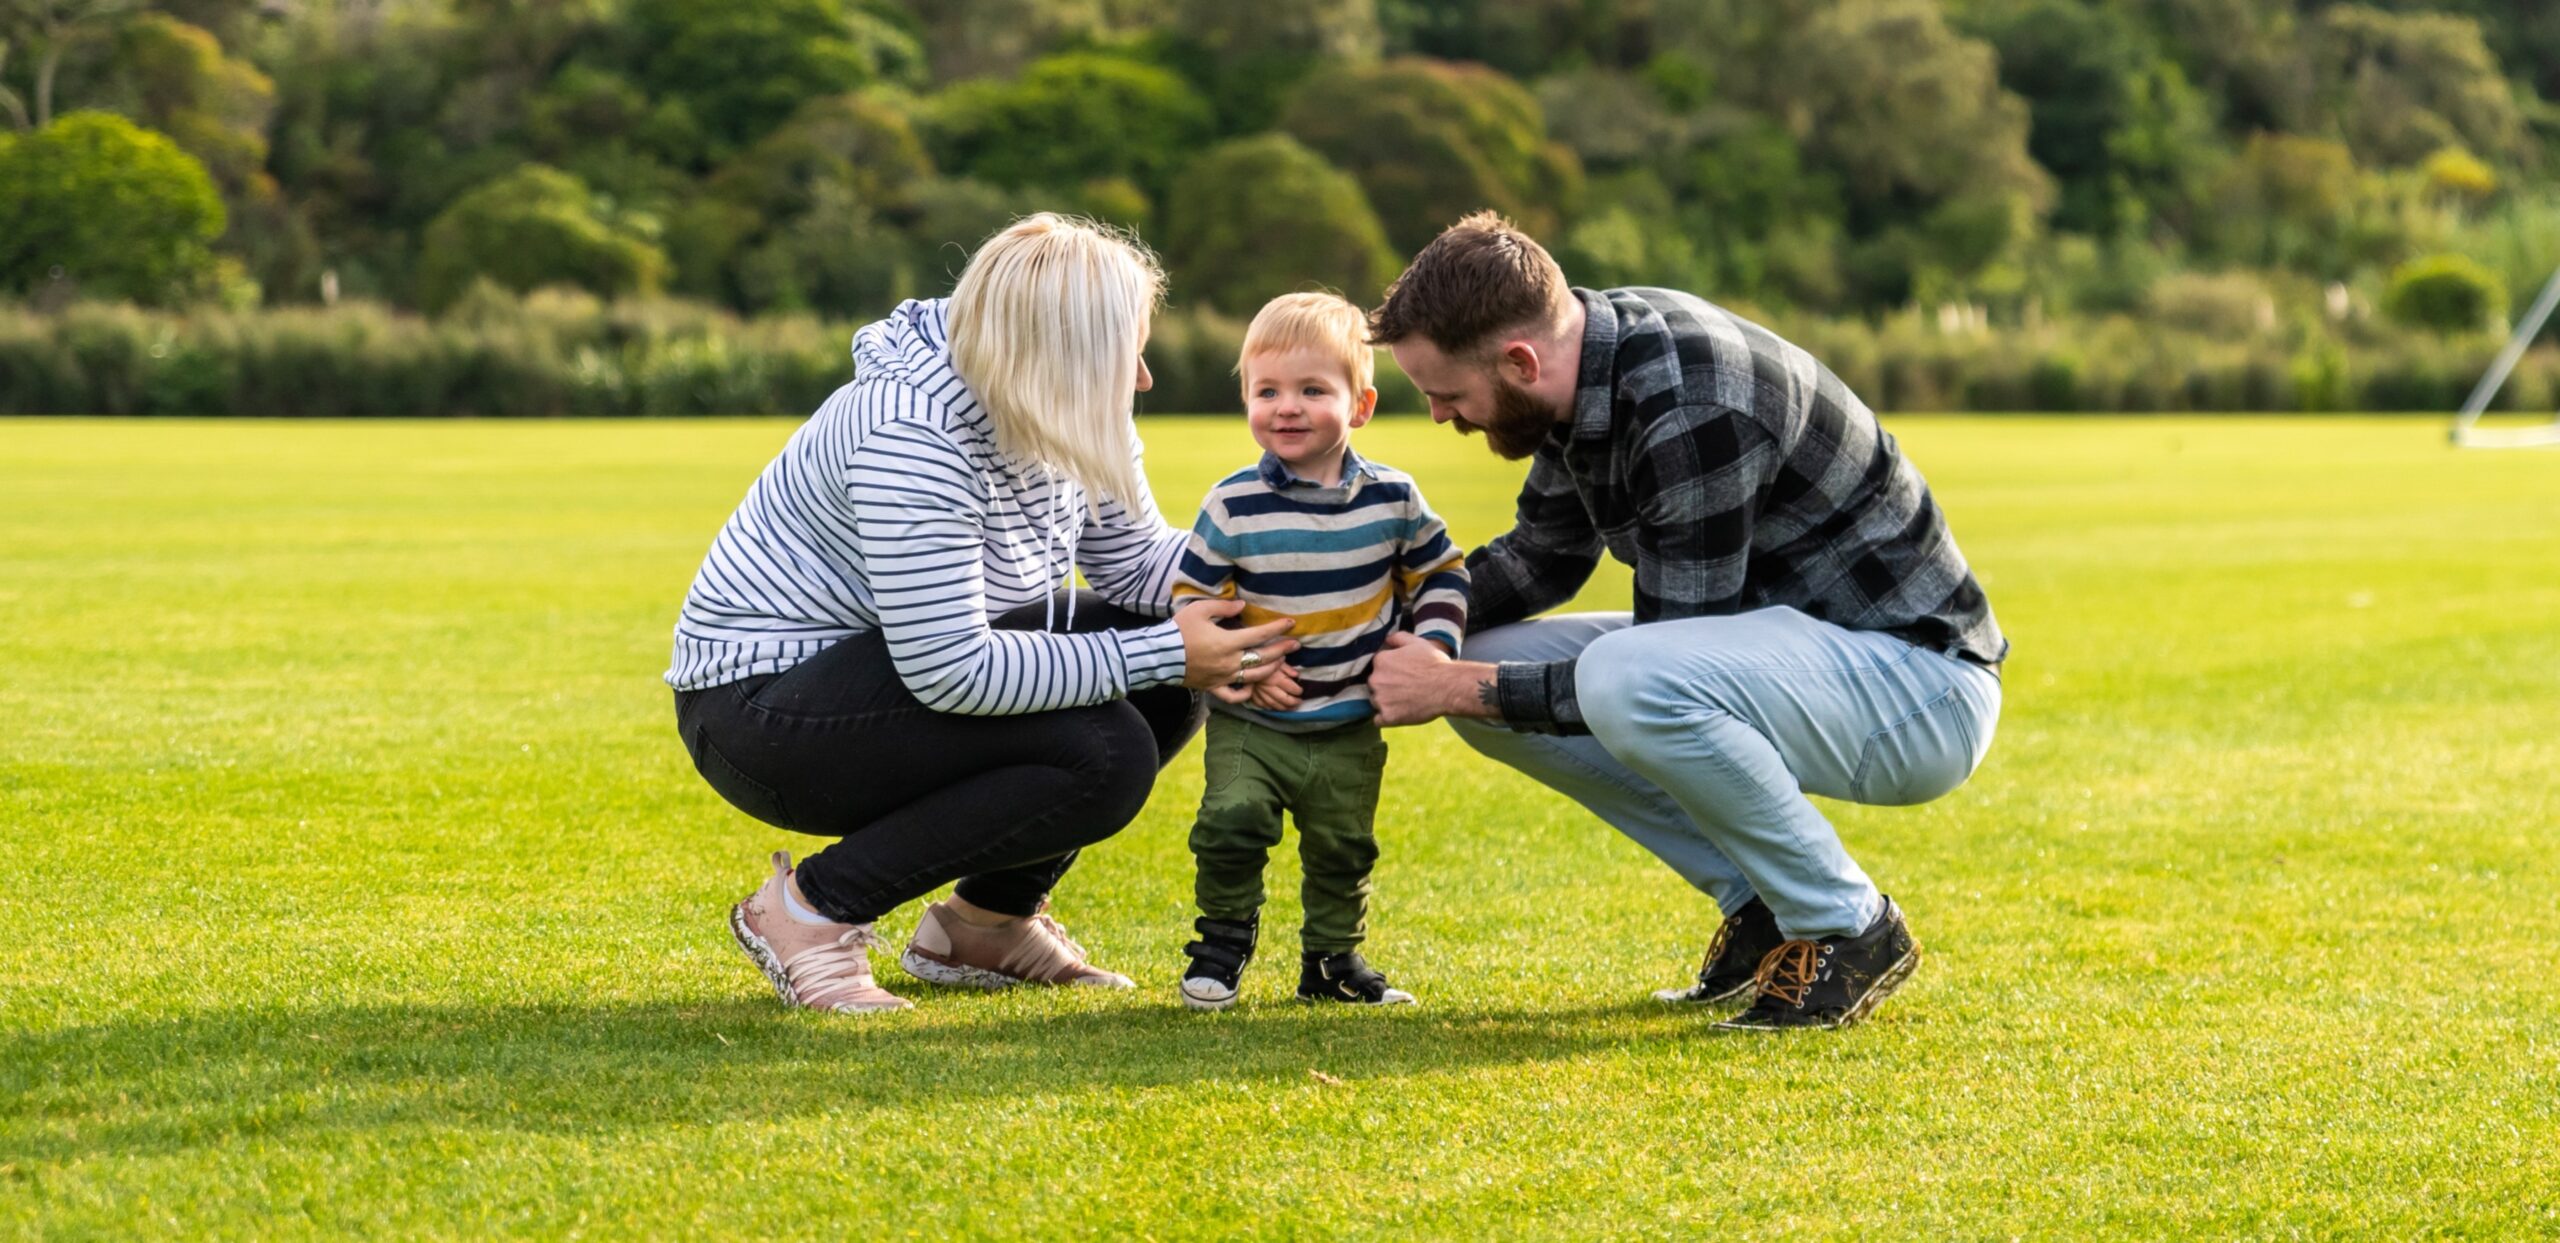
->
[948, 213, 1163, 509]
[1238, 291, 1376, 399]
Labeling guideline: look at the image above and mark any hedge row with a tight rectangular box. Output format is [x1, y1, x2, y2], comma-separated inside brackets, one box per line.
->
[1, 293, 2552, 417]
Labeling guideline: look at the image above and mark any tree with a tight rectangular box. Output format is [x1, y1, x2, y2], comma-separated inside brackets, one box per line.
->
[1668, 0, 2051, 300]
[1965, 0, 2213, 237]
[415, 164, 669, 312]
[2308, 6, 2525, 168]
[1278, 57, 1582, 254]
[2200, 133, 2364, 275]
[925, 52, 1212, 198]
[1160, 0, 1381, 133]
[116, 14, 272, 195]
[670, 92, 933, 311]
[1379, 0, 1656, 78]
[1163, 133, 1399, 314]
[0, 110, 224, 303]
[905, 0, 1119, 83]
[622, 0, 905, 162]
[1, 0, 139, 129]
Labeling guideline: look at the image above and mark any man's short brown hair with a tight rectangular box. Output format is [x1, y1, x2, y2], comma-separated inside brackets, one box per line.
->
[1368, 212, 1570, 356]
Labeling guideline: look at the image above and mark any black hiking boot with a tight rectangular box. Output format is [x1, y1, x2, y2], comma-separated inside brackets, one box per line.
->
[1715, 897, 1921, 1032]
[1653, 896, 1782, 1005]
[1179, 915, 1257, 1011]
[1296, 950, 1416, 1005]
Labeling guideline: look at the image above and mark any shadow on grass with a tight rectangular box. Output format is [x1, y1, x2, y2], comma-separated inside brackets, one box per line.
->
[5, 992, 1715, 1160]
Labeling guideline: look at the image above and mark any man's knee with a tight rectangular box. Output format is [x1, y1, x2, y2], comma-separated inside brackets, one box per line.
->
[1574, 625, 1673, 729]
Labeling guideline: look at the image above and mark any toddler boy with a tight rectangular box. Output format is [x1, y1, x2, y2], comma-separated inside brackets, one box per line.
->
[1170, 292, 1469, 1010]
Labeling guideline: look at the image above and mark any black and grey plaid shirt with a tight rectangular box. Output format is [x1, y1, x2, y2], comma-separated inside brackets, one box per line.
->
[1471, 287, 2008, 734]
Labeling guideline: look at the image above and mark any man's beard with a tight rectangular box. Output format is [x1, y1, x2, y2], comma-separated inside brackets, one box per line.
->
[1450, 374, 1562, 461]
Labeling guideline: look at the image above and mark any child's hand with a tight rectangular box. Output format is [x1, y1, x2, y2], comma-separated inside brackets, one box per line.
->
[1248, 665, 1303, 712]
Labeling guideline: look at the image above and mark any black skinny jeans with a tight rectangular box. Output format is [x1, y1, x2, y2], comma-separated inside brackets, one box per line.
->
[674, 592, 1205, 924]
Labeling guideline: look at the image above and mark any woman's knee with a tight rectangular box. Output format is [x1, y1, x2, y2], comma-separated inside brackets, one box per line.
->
[1051, 702, 1163, 835]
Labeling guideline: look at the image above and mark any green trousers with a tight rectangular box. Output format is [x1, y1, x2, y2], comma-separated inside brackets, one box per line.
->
[1189, 712, 1388, 955]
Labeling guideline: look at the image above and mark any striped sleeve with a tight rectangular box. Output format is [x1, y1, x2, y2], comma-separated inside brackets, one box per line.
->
[1396, 489, 1470, 655]
[1077, 436, 1188, 618]
[846, 420, 1182, 714]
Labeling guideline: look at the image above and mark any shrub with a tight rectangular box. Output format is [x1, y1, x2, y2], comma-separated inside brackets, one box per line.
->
[2145, 271, 2279, 338]
[0, 113, 227, 306]
[415, 166, 671, 314]
[7, 293, 2558, 418]
[2383, 253, 2507, 334]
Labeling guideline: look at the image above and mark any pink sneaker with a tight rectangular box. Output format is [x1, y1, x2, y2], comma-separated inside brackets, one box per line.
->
[900, 898, 1135, 989]
[729, 852, 912, 1013]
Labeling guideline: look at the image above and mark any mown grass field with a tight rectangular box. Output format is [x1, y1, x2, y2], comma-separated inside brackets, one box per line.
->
[4, 414, 2557, 1239]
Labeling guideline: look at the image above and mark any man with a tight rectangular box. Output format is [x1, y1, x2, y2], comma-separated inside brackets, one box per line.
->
[1366, 214, 2008, 1031]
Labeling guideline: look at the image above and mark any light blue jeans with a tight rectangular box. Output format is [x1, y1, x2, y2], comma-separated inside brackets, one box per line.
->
[1449, 608, 2000, 939]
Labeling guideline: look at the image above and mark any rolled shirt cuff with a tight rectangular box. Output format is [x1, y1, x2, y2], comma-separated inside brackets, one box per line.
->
[1115, 618, 1189, 692]
[1495, 656, 1588, 735]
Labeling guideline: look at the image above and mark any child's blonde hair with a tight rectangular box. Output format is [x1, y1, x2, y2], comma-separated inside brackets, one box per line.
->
[949, 213, 1163, 509]
[1238, 291, 1376, 400]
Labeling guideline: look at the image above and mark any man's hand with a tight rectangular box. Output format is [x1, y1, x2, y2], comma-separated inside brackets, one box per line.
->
[1370, 631, 1501, 727]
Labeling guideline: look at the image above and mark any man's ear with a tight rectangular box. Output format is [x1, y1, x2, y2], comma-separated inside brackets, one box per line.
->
[1499, 341, 1541, 386]
[1349, 386, 1379, 429]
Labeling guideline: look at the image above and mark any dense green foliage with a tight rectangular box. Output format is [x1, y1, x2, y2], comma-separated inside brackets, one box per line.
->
[2382, 251, 2506, 332]
[6, 417, 2558, 1234]
[8, 293, 2556, 417]
[0, 110, 227, 305]
[1162, 133, 1401, 314]
[414, 165, 669, 312]
[5, 0, 2560, 410]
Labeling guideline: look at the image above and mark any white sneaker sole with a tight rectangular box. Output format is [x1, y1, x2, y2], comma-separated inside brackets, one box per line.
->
[1296, 989, 1417, 1006]
[899, 946, 1135, 990]
[1652, 978, 1757, 1005]
[1180, 980, 1238, 1011]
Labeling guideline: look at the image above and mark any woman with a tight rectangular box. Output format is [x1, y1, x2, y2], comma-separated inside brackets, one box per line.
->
[667, 215, 1297, 1013]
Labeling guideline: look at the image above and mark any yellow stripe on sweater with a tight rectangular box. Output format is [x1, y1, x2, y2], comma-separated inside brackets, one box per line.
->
[1233, 583, 1397, 638]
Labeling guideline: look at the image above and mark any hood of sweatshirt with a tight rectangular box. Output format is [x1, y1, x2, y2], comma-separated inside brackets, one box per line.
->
[850, 298, 974, 412]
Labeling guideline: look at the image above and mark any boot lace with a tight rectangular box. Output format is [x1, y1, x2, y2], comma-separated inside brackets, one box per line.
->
[1699, 914, 1739, 979]
[1753, 940, 1830, 1009]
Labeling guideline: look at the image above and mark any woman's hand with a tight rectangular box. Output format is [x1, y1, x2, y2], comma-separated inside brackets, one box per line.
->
[1176, 599, 1297, 697]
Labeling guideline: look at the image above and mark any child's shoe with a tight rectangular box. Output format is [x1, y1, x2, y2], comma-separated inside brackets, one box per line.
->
[1179, 914, 1258, 1010]
[1296, 950, 1415, 1005]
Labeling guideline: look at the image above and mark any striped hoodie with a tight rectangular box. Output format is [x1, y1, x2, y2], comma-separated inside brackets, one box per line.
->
[666, 298, 1190, 713]
[1172, 448, 1470, 731]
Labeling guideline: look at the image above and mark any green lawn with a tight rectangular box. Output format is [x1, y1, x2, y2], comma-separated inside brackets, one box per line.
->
[5, 415, 2557, 1239]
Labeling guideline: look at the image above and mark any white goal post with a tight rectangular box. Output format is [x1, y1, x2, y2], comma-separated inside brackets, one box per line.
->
[2452, 264, 2560, 449]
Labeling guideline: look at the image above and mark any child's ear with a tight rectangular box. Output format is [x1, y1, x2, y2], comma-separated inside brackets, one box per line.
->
[1350, 386, 1378, 428]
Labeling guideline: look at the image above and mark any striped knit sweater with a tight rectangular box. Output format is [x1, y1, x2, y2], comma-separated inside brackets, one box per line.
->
[1171, 449, 1470, 731]
[666, 298, 1190, 713]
